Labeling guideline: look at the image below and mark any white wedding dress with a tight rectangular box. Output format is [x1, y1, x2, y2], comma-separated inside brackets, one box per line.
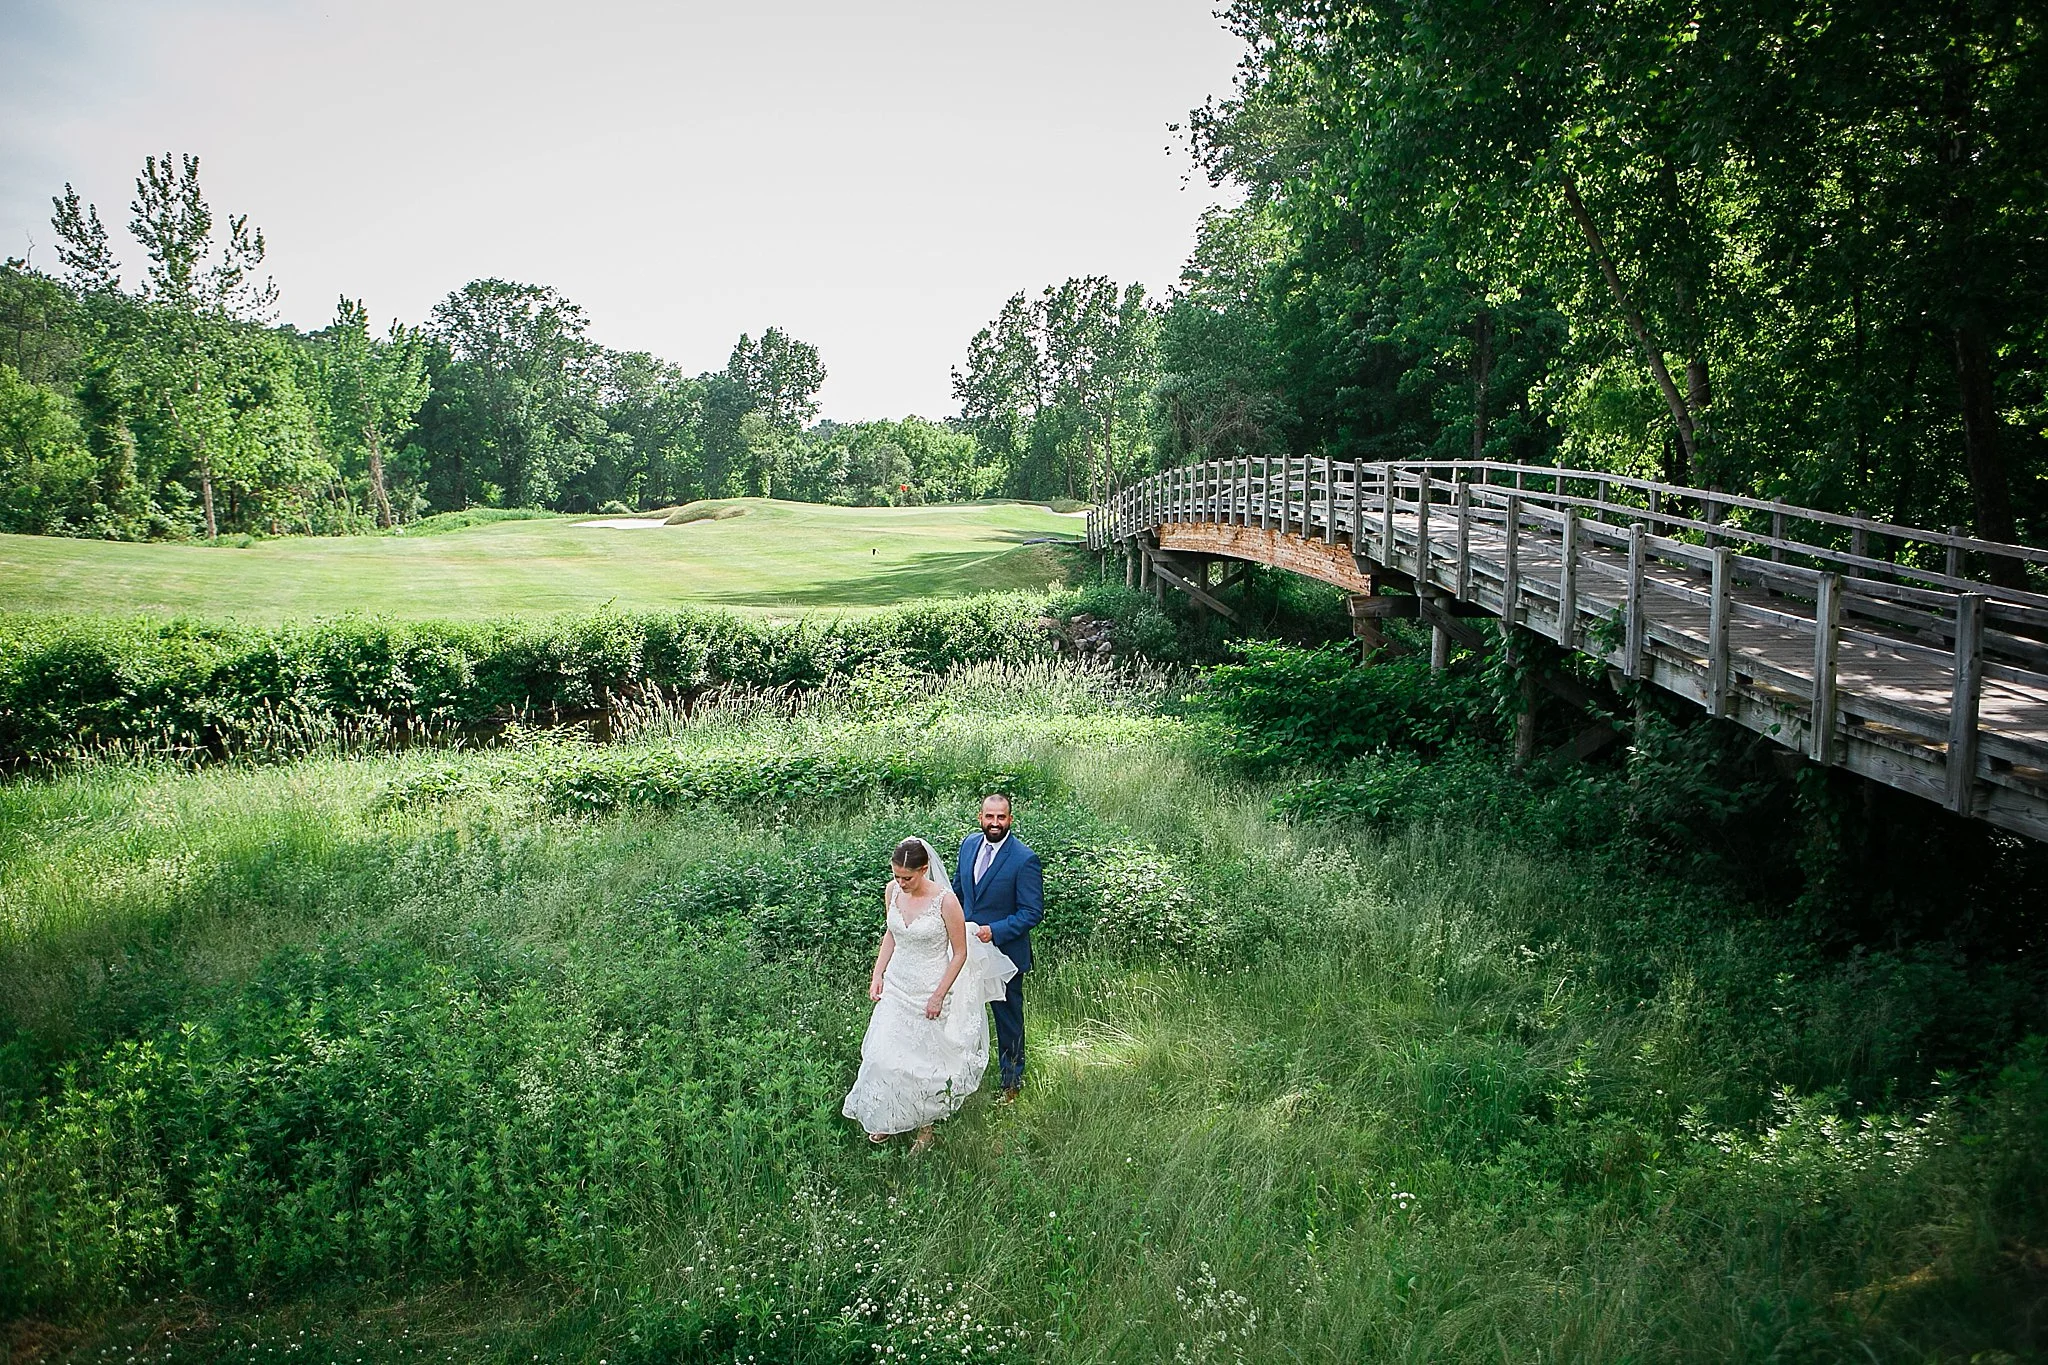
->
[843, 880, 1018, 1135]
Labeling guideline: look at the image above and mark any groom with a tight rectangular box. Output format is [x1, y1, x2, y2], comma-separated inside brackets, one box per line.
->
[957, 793, 1043, 1102]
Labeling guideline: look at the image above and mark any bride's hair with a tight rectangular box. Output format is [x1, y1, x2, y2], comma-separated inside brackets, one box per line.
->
[891, 838, 931, 871]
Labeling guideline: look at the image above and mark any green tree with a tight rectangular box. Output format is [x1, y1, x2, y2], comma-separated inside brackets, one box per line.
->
[0, 261, 85, 387]
[593, 351, 706, 509]
[424, 280, 601, 508]
[0, 363, 99, 533]
[1152, 204, 1295, 465]
[1191, 0, 2048, 558]
[702, 328, 826, 497]
[59, 152, 301, 538]
[48, 184, 120, 297]
[954, 278, 1157, 500]
[315, 298, 430, 527]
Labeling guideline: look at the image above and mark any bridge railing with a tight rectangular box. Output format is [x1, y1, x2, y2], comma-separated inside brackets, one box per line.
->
[1089, 457, 2048, 833]
[1092, 458, 2048, 601]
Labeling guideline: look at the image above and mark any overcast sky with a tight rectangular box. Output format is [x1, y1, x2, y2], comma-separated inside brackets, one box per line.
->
[0, 0, 1244, 420]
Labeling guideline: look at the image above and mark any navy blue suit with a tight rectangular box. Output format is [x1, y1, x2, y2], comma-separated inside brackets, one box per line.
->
[957, 832, 1043, 1088]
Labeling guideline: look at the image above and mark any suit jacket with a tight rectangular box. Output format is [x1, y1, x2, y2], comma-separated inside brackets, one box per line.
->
[957, 832, 1044, 972]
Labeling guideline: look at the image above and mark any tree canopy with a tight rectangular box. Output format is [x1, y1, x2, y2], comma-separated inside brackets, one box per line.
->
[1161, 0, 2047, 555]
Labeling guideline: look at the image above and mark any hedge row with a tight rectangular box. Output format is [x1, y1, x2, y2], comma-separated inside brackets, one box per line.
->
[0, 594, 1060, 768]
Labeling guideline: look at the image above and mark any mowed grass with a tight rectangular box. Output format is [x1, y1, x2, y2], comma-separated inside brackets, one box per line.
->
[0, 500, 1085, 621]
[2, 664, 2042, 1362]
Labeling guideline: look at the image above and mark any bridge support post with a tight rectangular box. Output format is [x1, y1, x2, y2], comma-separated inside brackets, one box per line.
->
[1504, 626, 1539, 764]
[1810, 572, 1840, 765]
[1503, 494, 1521, 624]
[1624, 523, 1646, 679]
[1706, 547, 1731, 718]
[1430, 623, 1450, 673]
[1948, 593, 1985, 814]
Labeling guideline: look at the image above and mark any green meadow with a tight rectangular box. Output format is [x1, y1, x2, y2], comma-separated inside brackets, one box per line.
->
[0, 501, 1084, 621]
[2, 662, 2040, 1362]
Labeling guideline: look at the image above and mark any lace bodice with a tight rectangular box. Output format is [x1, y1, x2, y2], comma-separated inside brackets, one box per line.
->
[884, 887, 953, 997]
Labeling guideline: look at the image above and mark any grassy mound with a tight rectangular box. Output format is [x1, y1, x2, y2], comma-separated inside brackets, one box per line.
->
[663, 500, 750, 525]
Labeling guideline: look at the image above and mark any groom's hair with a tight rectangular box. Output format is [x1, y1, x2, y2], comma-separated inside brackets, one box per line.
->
[980, 793, 1013, 812]
[891, 838, 931, 870]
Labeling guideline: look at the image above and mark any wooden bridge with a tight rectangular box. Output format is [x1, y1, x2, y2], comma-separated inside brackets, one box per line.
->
[1088, 459, 2048, 842]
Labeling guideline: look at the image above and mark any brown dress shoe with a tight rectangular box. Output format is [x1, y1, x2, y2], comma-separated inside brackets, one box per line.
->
[995, 1085, 1022, 1106]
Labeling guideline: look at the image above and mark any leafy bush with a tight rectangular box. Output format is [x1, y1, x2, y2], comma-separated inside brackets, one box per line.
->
[0, 595, 1062, 769]
[525, 745, 1055, 817]
[1056, 582, 1184, 661]
[1200, 639, 1502, 772]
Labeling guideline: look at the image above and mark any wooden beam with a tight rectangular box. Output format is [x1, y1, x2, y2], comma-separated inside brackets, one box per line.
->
[1380, 463, 1396, 565]
[1455, 477, 1471, 597]
[1416, 473, 1432, 587]
[1147, 552, 1242, 622]
[1324, 454, 1337, 544]
[1417, 594, 1487, 652]
[1550, 720, 1622, 765]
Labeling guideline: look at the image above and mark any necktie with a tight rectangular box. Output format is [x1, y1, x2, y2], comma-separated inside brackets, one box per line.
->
[974, 836, 1000, 883]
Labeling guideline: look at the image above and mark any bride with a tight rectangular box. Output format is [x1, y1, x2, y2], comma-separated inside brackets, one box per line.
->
[843, 836, 1018, 1151]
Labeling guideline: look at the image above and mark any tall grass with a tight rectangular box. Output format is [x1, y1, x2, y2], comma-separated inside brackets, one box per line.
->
[0, 663, 2041, 1361]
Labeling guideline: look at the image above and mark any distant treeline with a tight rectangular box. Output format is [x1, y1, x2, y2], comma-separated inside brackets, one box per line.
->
[12, 0, 2048, 558]
[0, 156, 1016, 540]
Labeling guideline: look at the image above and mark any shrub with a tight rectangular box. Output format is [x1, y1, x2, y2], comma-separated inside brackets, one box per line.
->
[0, 596, 1063, 770]
[1199, 639, 1501, 772]
[1056, 582, 1184, 661]
[524, 745, 1057, 817]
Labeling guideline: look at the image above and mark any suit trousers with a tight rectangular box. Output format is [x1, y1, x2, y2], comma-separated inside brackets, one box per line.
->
[990, 970, 1026, 1089]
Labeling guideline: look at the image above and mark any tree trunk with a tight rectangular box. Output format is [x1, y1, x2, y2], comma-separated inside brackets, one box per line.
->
[1471, 308, 1494, 460]
[1686, 357, 1713, 484]
[1560, 175, 1698, 476]
[365, 425, 395, 528]
[1952, 323, 2019, 559]
[1936, 22, 2021, 582]
[200, 453, 217, 539]
[184, 372, 218, 539]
